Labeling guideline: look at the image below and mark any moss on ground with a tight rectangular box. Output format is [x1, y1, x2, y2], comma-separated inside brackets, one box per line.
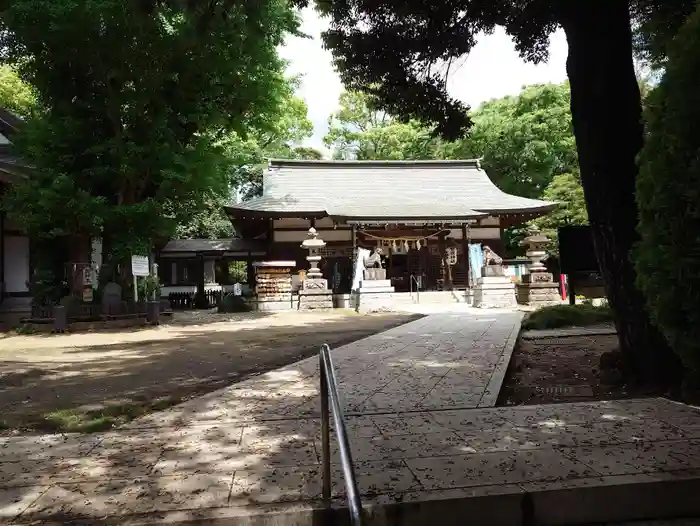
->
[522, 304, 614, 330]
[24, 396, 182, 434]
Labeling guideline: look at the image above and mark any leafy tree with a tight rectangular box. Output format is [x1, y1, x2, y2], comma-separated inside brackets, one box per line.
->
[632, 0, 697, 70]
[325, 90, 448, 160]
[533, 173, 588, 256]
[456, 83, 578, 199]
[174, 83, 314, 238]
[1, 0, 299, 291]
[227, 90, 314, 200]
[636, 4, 700, 384]
[317, 0, 682, 384]
[0, 65, 36, 118]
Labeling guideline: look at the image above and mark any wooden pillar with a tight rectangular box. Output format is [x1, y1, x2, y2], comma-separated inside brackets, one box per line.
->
[351, 225, 357, 259]
[461, 224, 470, 290]
[0, 211, 4, 301]
[310, 217, 316, 229]
[437, 232, 447, 291]
[246, 252, 254, 286]
[266, 218, 274, 257]
[195, 253, 207, 308]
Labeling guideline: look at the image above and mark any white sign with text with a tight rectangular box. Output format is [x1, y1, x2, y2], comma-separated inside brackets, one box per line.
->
[131, 255, 150, 277]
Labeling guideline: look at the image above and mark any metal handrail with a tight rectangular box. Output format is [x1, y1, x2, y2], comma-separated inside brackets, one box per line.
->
[410, 274, 420, 303]
[320, 343, 364, 525]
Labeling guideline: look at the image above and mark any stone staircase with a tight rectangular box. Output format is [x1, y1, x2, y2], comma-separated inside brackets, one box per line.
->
[356, 290, 473, 313]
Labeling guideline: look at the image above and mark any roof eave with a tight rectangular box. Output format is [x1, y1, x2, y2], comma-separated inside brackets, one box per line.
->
[224, 205, 328, 219]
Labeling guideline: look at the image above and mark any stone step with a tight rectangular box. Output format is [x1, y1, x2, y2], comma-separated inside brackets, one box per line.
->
[116, 473, 700, 526]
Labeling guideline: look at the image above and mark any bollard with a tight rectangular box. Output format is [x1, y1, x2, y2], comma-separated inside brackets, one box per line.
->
[146, 300, 160, 325]
[54, 305, 67, 333]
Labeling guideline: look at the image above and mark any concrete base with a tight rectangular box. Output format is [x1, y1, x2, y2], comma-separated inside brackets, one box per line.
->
[357, 279, 395, 294]
[353, 279, 397, 312]
[516, 281, 561, 306]
[250, 297, 295, 312]
[473, 276, 517, 308]
[297, 290, 333, 310]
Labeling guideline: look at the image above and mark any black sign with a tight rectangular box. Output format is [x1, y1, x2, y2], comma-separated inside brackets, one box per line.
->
[558, 225, 600, 274]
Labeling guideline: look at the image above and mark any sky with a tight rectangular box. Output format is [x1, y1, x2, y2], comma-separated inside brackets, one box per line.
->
[280, 8, 570, 152]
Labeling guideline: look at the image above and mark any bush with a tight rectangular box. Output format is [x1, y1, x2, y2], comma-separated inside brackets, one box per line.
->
[635, 5, 700, 375]
[218, 293, 251, 313]
[522, 304, 615, 330]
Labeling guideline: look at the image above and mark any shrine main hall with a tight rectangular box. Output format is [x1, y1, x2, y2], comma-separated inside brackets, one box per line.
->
[224, 159, 555, 294]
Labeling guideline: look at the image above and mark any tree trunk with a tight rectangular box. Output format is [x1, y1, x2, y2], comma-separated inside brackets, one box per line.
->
[560, 1, 682, 385]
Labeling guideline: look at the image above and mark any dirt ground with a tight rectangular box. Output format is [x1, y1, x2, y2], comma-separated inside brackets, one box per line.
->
[0, 310, 419, 431]
[499, 332, 663, 406]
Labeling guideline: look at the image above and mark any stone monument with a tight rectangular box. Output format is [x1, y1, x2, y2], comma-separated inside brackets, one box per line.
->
[298, 228, 333, 310]
[351, 247, 395, 312]
[101, 282, 123, 315]
[473, 246, 517, 308]
[516, 227, 561, 306]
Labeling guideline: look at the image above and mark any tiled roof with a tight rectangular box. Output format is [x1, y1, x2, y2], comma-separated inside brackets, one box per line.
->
[226, 160, 555, 220]
[160, 238, 266, 254]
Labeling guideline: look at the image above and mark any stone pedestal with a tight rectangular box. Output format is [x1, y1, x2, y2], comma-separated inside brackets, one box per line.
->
[353, 279, 396, 312]
[516, 272, 560, 306]
[473, 265, 516, 308]
[364, 268, 387, 281]
[298, 278, 333, 310]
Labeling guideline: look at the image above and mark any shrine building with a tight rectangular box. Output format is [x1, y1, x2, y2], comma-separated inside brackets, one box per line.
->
[224, 159, 555, 294]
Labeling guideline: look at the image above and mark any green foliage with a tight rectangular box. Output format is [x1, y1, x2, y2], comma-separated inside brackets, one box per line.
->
[533, 173, 588, 256]
[632, 0, 697, 70]
[218, 293, 251, 313]
[522, 304, 615, 330]
[26, 269, 66, 307]
[324, 91, 447, 160]
[459, 83, 578, 198]
[635, 4, 700, 374]
[0, 65, 36, 118]
[0, 0, 300, 255]
[225, 86, 314, 200]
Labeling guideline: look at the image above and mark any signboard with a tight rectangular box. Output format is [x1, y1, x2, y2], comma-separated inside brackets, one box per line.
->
[82, 286, 93, 303]
[558, 226, 600, 274]
[131, 255, 150, 277]
[233, 283, 242, 296]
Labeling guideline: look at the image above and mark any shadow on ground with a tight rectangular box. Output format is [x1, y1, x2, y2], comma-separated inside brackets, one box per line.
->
[0, 312, 420, 430]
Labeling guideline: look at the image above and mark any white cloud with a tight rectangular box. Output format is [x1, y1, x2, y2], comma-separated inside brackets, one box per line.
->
[281, 9, 569, 151]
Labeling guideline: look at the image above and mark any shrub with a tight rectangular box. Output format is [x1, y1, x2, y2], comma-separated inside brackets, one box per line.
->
[635, 4, 700, 375]
[218, 293, 251, 313]
[522, 304, 615, 330]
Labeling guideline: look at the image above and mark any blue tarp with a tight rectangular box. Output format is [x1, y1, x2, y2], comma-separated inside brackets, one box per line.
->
[469, 244, 484, 280]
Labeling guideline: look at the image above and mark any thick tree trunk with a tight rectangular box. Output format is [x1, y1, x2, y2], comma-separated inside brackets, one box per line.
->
[560, 0, 682, 385]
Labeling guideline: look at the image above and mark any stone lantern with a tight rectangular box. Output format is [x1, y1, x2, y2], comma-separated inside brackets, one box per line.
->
[301, 227, 325, 280]
[515, 226, 561, 305]
[298, 227, 333, 309]
[522, 226, 551, 281]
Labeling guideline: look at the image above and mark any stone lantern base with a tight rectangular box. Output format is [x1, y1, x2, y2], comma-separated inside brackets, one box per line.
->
[298, 278, 333, 310]
[516, 273, 561, 306]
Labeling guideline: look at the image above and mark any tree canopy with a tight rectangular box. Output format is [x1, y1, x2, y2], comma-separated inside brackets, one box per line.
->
[456, 83, 577, 198]
[0, 65, 36, 118]
[635, 3, 700, 380]
[1, 0, 300, 265]
[325, 91, 446, 160]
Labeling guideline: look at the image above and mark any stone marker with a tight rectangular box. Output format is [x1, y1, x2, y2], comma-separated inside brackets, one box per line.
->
[102, 282, 122, 315]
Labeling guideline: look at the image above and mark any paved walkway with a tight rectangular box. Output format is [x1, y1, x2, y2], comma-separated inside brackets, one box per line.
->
[2, 311, 700, 525]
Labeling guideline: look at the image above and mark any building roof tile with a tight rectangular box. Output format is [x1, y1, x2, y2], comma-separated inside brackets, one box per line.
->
[226, 160, 554, 220]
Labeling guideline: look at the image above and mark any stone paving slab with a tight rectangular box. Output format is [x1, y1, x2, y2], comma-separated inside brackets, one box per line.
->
[3, 312, 700, 524]
[521, 325, 617, 340]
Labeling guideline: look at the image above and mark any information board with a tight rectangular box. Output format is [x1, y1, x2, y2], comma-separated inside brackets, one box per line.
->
[131, 255, 150, 277]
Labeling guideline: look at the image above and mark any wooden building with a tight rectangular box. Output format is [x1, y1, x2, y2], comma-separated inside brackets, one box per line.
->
[226, 160, 555, 293]
[0, 108, 31, 305]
